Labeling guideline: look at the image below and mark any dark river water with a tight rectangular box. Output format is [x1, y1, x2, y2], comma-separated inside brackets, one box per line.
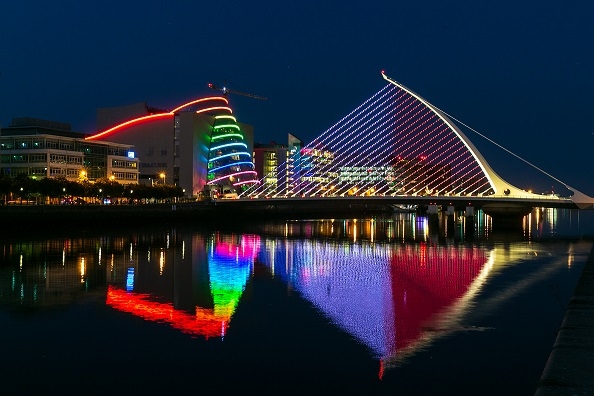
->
[1, 208, 593, 395]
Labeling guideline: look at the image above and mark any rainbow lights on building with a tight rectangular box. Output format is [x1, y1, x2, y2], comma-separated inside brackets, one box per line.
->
[207, 115, 258, 190]
[83, 95, 258, 194]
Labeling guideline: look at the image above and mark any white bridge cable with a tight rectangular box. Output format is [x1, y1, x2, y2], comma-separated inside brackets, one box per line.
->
[298, 109, 396, 196]
[309, 114, 401, 196]
[335, 101, 435, 196]
[386, 88, 493, 195]
[244, 80, 534, 199]
[240, 85, 397, 197]
[314, 84, 395, 143]
[301, 92, 418, 196]
[310, 86, 400, 151]
[287, 88, 403, 197]
[434, 106, 568, 187]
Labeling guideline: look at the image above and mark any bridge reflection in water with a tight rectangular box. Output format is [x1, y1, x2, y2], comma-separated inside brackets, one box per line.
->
[99, 216, 502, 372]
[1, 210, 579, 383]
[258, 237, 490, 371]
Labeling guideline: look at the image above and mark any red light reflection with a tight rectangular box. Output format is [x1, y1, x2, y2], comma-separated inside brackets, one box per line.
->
[106, 286, 229, 339]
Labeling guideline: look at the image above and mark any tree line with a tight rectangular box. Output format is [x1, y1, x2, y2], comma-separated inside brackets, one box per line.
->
[0, 174, 184, 204]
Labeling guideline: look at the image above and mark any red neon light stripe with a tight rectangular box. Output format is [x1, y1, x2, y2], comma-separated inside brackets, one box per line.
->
[85, 113, 173, 140]
[195, 106, 232, 115]
[85, 96, 231, 141]
[170, 96, 228, 113]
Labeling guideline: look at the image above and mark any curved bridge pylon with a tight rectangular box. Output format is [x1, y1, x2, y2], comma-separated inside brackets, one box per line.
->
[243, 72, 594, 208]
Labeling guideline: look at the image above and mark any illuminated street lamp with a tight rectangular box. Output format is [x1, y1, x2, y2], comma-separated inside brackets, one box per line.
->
[159, 172, 166, 185]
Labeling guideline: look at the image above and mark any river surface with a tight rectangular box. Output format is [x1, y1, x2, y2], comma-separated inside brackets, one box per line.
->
[1, 208, 593, 395]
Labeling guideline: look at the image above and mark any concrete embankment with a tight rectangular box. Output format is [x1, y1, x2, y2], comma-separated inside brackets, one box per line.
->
[535, 246, 594, 395]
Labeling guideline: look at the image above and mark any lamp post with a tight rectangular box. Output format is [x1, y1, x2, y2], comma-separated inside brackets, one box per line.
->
[159, 172, 166, 185]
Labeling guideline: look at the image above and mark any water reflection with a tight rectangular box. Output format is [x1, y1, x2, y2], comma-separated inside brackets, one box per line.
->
[0, 208, 591, 379]
[106, 233, 260, 339]
[258, 239, 491, 368]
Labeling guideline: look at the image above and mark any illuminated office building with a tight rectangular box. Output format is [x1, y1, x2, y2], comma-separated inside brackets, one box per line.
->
[252, 140, 287, 192]
[0, 117, 138, 184]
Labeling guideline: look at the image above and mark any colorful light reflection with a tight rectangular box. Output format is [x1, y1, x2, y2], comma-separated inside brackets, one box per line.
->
[259, 239, 489, 365]
[106, 234, 260, 339]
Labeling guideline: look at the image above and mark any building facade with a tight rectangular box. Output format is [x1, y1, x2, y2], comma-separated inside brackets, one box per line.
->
[252, 140, 287, 194]
[0, 117, 139, 184]
[89, 97, 257, 197]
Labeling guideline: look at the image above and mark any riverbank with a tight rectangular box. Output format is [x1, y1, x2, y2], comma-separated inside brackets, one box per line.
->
[0, 200, 393, 234]
[535, 245, 594, 395]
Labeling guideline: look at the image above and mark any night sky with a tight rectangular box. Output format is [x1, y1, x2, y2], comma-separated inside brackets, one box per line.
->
[1, 1, 594, 195]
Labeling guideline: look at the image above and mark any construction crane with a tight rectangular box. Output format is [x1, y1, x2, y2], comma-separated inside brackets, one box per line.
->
[207, 81, 267, 101]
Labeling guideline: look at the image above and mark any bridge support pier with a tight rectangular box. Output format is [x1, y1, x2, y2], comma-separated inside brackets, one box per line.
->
[465, 206, 475, 217]
[464, 206, 475, 237]
[427, 204, 439, 215]
[482, 203, 533, 232]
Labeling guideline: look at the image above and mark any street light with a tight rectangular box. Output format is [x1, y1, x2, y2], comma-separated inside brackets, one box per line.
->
[159, 172, 166, 185]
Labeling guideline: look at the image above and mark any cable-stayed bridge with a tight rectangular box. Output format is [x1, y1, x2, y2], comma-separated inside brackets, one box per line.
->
[222, 72, 594, 223]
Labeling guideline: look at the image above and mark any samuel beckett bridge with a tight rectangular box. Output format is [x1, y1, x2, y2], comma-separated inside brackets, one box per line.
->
[221, 71, 594, 225]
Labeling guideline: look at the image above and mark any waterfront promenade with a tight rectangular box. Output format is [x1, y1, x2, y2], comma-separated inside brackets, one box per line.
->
[535, 246, 594, 395]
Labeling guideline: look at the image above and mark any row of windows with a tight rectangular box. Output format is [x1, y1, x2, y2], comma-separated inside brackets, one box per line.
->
[0, 167, 80, 177]
[0, 139, 131, 156]
[0, 153, 83, 164]
[50, 154, 83, 164]
[112, 172, 138, 181]
[112, 160, 138, 169]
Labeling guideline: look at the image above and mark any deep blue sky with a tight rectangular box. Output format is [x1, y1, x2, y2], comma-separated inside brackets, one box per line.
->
[1, 1, 594, 195]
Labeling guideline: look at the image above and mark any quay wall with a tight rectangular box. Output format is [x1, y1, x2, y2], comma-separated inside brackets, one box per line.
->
[535, 245, 594, 395]
[0, 200, 393, 233]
